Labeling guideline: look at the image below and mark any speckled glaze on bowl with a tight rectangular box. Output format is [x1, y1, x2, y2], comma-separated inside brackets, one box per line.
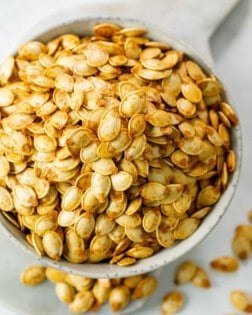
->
[0, 16, 242, 280]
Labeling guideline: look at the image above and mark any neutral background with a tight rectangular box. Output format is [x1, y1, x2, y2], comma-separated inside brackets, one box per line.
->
[0, 0, 252, 314]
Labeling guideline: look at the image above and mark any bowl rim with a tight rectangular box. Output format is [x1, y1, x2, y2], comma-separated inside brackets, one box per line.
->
[0, 16, 242, 278]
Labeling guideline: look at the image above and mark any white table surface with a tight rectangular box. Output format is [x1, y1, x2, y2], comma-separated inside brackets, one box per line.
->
[0, 0, 252, 314]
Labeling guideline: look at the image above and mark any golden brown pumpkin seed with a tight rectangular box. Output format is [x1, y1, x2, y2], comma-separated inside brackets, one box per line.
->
[0, 56, 15, 85]
[220, 102, 239, 126]
[65, 274, 94, 291]
[128, 114, 146, 138]
[191, 266, 211, 288]
[84, 43, 109, 68]
[55, 282, 76, 304]
[34, 178, 50, 199]
[141, 52, 178, 71]
[113, 237, 131, 256]
[108, 224, 125, 244]
[116, 213, 141, 228]
[90, 172, 111, 202]
[93, 23, 121, 37]
[119, 89, 146, 118]
[13, 184, 38, 207]
[0, 88, 14, 107]
[110, 171, 133, 191]
[95, 213, 115, 235]
[178, 121, 196, 139]
[161, 291, 184, 315]
[219, 123, 230, 150]
[143, 208, 161, 232]
[210, 255, 239, 272]
[31, 232, 45, 256]
[174, 260, 197, 285]
[42, 230, 63, 260]
[186, 60, 206, 81]
[181, 82, 202, 103]
[20, 265, 46, 286]
[226, 150, 236, 173]
[74, 172, 92, 191]
[90, 234, 113, 257]
[145, 110, 183, 127]
[162, 73, 181, 98]
[171, 150, 197, 170]
[197, 78, 221, 97]
[205, 125, 223, 147]
[109, 285, 131, 312]
[69, 290, 95, 314]
[106, 194, 127, 219]
[140, 182, 167, 201]
[132, 276, 158, 299]
[6, 113, 36, 130]
[235, 224, 252, 241]
[92, 280, 111, 305]
[64, 228, 85, 253]
[123, 275, 144, 289]
[117, 256, 136, 266]
[34, 135, 57, 153]
[92, 158, 118, 175]
[120, 27, 146, 37]
[232, 233, 251, 260]
[125, 226, 146, 243]
[191, 206, 212, 219]
[126, 246, 153, 259]
[61, 186, 82, 211]
[45, 267, 67, 283]
[125, 197, 142, 215]
[178, 136, 203, 156]
[98, 108, 121, 141]
[57, 209, 80, 227]
[176, 98, 196, 117]
[137, 68, 172, 81]
[156, 224, 175, 248]
[173, 218, 200, 240]
[75, 212, 95, 239]
[18, 41, 45, 61]
[125, 134, 147, 160]
[197, 185, 221, 208]
[66, 127, 94, 157]
[159, 184, 184, 204]
[230, 290, 252, 313]
[35, 211, 58, 236]
[0, 186, 14, 211]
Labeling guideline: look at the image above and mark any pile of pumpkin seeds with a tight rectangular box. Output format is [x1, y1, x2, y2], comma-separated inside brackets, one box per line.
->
[19, 208, 252, 314]
[0, 22, 238, 266]
[20, 265, 158, 313]
[161, 207, 252, 315]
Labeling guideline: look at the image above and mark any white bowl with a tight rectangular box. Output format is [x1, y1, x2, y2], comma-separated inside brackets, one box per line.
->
[0, 17, 242, 279]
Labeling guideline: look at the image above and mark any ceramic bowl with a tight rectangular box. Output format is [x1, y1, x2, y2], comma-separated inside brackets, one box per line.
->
[0, 17, 242, 279]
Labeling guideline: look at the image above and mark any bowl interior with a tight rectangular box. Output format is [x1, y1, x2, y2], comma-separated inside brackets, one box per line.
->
[0, 17, 242, 278]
